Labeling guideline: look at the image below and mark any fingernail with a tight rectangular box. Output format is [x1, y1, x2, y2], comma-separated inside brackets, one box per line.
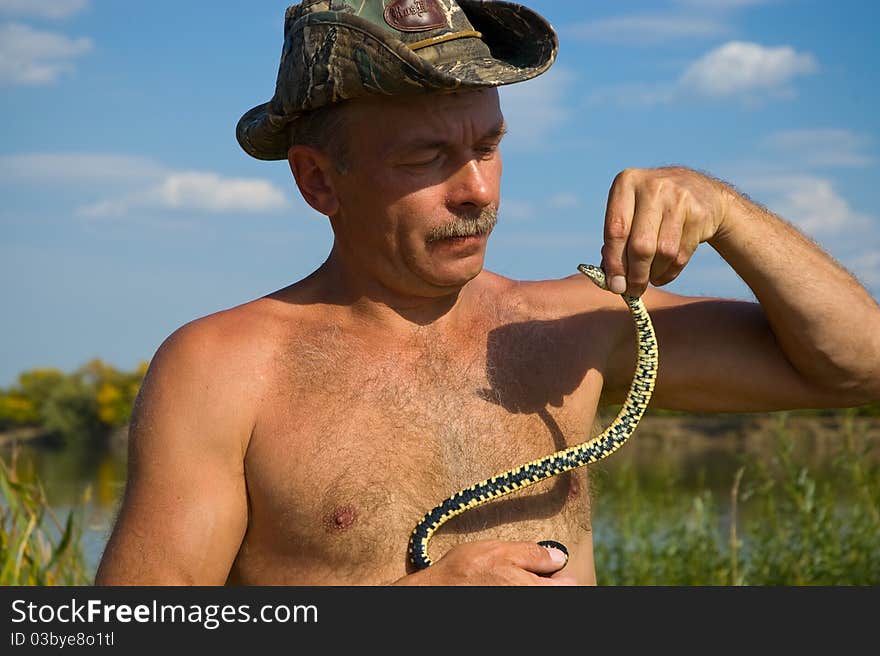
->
[537, 540, 569, 565]
[547, 548, 568, 565]
[610, 276, 627, 294]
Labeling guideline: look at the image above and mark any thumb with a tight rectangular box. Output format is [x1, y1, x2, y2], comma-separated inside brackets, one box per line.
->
[600, 255, 628, 295]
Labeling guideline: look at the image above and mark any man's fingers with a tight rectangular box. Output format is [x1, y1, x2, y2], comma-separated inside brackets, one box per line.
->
[649, 206, 685, 285]
[652, 231, 699, 287]
[623, 188, 662, 297]
[602, 171, 636, 294]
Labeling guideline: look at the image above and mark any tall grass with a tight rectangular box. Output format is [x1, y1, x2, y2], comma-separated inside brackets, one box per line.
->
[592, 413, 880, 585]
[0, 450, 90, 585]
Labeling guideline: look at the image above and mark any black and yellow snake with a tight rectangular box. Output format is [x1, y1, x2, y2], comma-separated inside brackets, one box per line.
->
[408, 264, 659, 570]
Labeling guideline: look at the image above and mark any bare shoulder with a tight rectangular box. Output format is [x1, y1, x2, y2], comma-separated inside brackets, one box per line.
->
[136, 293, 299, 450]
[154, 298, 278, 379]
[475, 270, 633, 371]
[477, 270, 622, 321]
[153, 296, 285, 381]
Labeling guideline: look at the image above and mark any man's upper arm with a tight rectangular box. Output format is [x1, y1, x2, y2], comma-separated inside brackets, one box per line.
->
[602, 287, 860, 412]
[95, 319, 253, 585]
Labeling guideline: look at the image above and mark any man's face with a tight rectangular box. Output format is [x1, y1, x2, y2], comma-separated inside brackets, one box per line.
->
[327, 88, 505, 299]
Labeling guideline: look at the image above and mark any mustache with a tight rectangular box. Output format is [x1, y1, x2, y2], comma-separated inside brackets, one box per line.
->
[426, 207, 498, 243]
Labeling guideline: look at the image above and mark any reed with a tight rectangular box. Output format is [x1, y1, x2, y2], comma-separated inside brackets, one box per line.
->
[0, 450, 90, 585]
[592, 413, 880, 585]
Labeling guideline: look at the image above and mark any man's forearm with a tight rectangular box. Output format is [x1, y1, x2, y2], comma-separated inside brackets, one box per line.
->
[709, 185, 880, 398]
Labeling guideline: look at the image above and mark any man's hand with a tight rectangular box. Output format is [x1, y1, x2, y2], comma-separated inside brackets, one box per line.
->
[601, 166, 730, 297]
[393, 540, 577, 586]
[594, 164, 880, 411]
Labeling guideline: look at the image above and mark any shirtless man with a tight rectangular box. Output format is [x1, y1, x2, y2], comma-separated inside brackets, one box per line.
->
[95, 0, 880, 586]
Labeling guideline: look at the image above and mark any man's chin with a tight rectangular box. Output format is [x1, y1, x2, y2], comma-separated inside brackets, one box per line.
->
[417, 234, 489, 288]
[424, 262, 485, 292]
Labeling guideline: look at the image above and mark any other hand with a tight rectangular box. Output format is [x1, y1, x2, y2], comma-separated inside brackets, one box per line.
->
[394, 540, 576, 586]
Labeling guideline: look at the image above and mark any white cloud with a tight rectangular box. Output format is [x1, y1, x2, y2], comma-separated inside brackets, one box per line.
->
[0, 152, 289, 218]
[500, 198, 535, 222]
[565, 0, 777, 46]
[587, 41, 817, 107]
[548, 193, 580, 210]
[499, 67, 575, 150]
[744, 174, 871, 235]
[680, 41, 817, 98]
[155, 172, 288, 213]
[78, 171, 289, 218]
[763, 129, 874, 168]
[0, 152, 166, 183]
[0, 0, 89, 20]
[0, 21, 92, 85]
[566, 14, 727, 46]
[849, 252, 880, 288]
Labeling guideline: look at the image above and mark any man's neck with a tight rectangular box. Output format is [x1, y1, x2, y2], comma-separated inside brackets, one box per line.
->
[306, 250, 488, 333]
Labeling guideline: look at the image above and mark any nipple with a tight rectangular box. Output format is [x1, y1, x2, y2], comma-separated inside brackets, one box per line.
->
[567, 474, 582, 500]
[323, 504, 358, 532]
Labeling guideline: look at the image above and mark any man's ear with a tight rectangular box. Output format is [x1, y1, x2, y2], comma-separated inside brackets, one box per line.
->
[287, 145, 340, 217]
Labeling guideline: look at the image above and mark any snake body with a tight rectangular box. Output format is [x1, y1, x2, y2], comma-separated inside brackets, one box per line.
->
[407, 264, 659, 570]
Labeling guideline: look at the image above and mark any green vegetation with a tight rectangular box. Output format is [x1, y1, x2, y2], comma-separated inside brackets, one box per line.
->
[0, 360, 148, 445]
[645, 402, 880, 418]
[592, 412, 880, 585]
[0, 451, 90, 585]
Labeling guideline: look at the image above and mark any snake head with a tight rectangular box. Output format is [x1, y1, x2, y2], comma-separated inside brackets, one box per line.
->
[577, 264, 609, 291]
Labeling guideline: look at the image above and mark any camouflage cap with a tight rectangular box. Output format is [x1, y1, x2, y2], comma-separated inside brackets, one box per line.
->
[236, 0, 558, 161]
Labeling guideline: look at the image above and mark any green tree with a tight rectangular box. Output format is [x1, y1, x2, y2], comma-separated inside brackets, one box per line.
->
[78, 358, 146, 428]
[0, 360, 149, 443]
[0, 393, 40, 429]
[40, 375, 104, 444]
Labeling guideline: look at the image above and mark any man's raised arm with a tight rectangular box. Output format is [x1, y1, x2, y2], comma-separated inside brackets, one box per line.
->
[598, 166, 880, 412]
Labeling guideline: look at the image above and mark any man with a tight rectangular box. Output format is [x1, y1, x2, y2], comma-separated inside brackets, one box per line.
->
[95, 0, 880, 586]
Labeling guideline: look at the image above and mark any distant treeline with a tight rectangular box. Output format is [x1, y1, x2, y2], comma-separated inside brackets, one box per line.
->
[0, 360, 148, 444]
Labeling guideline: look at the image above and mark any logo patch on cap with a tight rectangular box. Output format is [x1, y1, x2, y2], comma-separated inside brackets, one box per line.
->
[384, 0, 447, 32]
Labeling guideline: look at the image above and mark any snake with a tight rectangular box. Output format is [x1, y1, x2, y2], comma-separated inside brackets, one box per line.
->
[407, 264, 659, 570]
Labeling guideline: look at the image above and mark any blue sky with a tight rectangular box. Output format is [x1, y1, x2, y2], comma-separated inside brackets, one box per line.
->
[1, 0, 878, 386]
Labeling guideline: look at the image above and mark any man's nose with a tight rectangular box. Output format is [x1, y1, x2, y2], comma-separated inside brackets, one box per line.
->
[449, 159, 494, 209]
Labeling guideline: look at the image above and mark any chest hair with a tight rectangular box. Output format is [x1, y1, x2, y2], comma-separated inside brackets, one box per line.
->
[253, 309, 597, 572]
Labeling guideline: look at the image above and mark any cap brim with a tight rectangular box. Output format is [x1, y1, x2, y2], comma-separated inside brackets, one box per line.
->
[237, 103, 291, 161]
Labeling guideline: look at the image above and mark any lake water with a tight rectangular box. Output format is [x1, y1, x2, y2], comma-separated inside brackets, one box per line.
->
[4, 412, 876, 579]
[1, 439, 128, 576]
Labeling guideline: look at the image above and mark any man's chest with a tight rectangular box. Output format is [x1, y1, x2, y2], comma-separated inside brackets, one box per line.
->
[241, 334, 602, 580]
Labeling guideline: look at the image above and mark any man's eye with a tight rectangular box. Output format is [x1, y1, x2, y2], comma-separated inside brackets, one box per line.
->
[476, 145, 499, 159]
[404, 153, 442, 167]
